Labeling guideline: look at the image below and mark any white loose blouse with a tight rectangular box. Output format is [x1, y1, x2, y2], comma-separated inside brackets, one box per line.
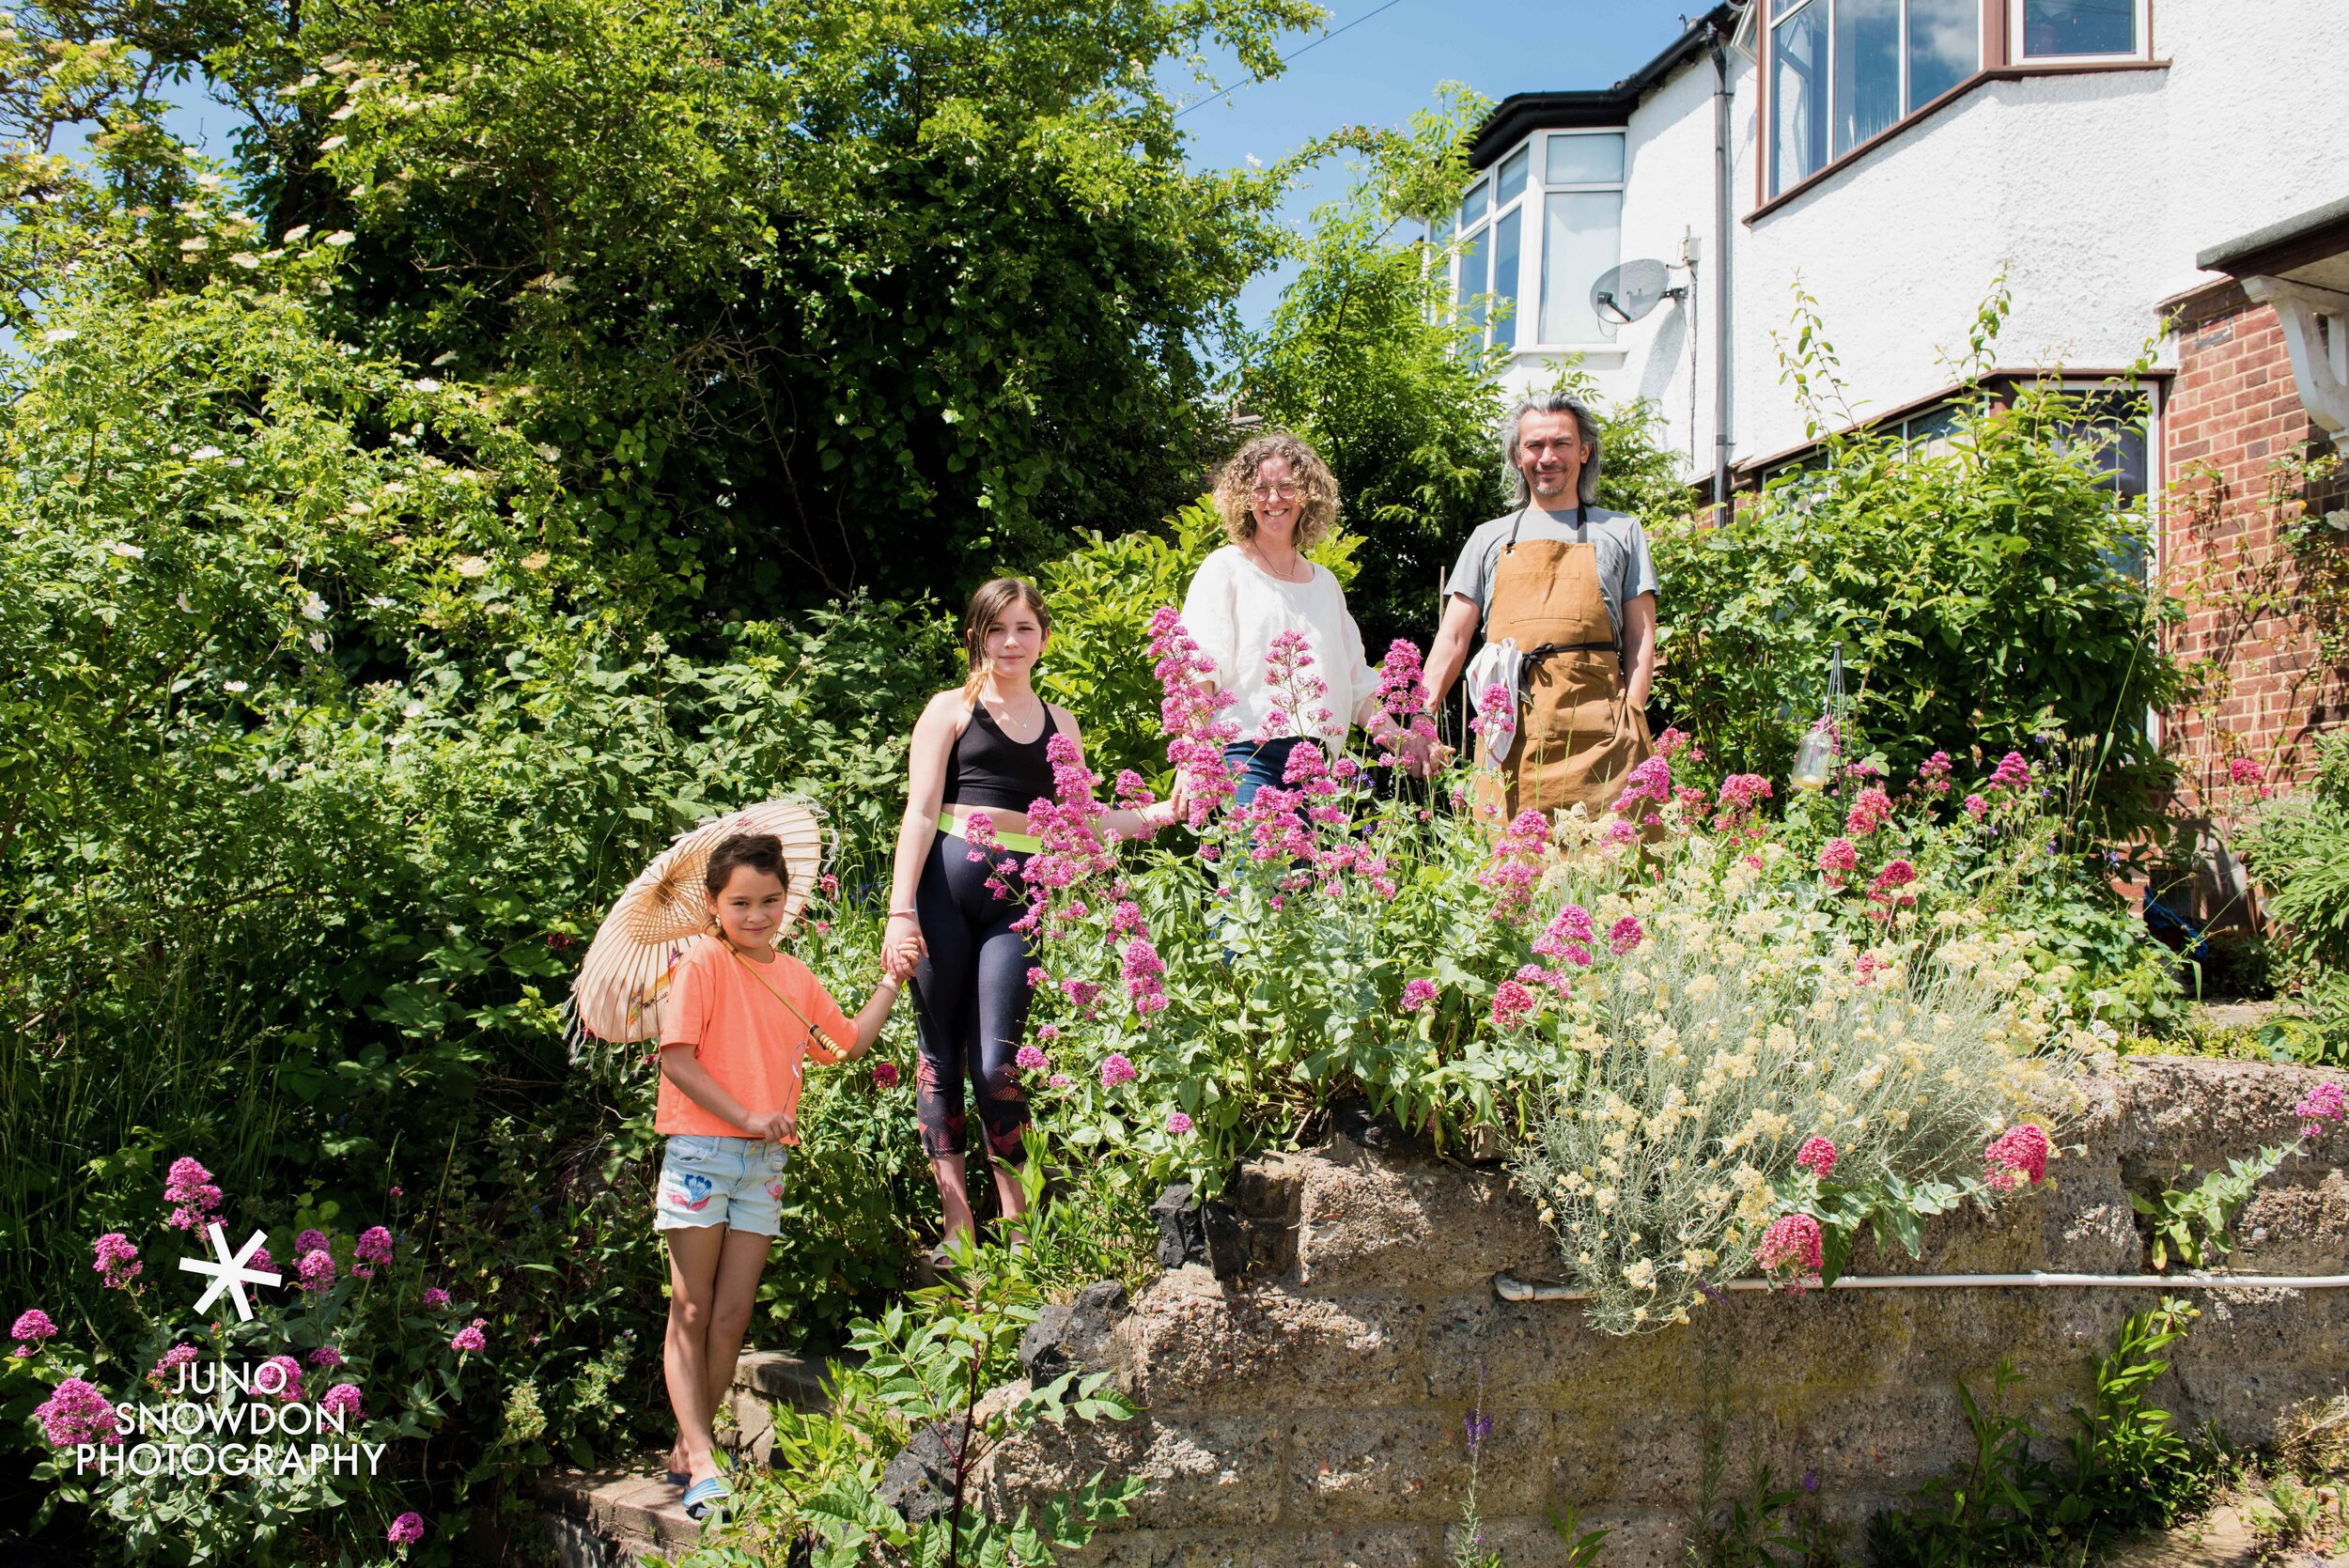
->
[1178, 545, 1383, 746]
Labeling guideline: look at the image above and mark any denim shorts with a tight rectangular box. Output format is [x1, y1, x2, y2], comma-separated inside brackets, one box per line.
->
[655, 1135, 790, 1235]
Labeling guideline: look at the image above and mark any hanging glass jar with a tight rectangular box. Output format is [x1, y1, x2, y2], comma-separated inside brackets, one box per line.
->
[1789, 644, 1846, 792]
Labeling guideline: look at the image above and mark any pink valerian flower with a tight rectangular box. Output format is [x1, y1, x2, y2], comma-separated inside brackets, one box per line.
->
[163, 1157, 224, 1233]
[1047, 1073, 1072, 1089]
[1260, 629, 1332, 740]
[1602, 817, 1639, 846]
[1963, 792, 1989, 821]
[93, 1233, 141, 1290]
[1478, 810, 1552, 924]
[1490, 981, 1537, 1030]
[320, 1383, 366, 1423]
[1112, 769, 1157, 812]
[294, 1228, 331, 1257]
[1675, 784, 1710, 815]
[1122, 937, 1169, 1018]
[1166, 1111, 1195, 1136]
[148, 1343, 198, 1389]
[1400, 979, 1439, 1013]
[1025, 965, 1050, 988]
[1795, 1138, 1839, 1179]
[961, 810, 1001, 866]
[1983, 1124, 2051, 1190]
[35, 1377, 120, 1447]
[259, 1355, 304, 1403]
[1534, 905, 1597, 969]
[1869, 859, 1920, 909]
[1059, 977, 1103, 1016]
[1612, 754, 1672, 815]
[1816, 837, 1859, 883]
[1844, 786, 1894, 837]
[1470, 683, 1517, 754]
[297, 1249, 337, 1294]
[1147, 608, 1241, 828]
[1110, 900, 1146, 938]
[353, 1226, 393, 1278]
[423, 1287, 452, 1312]
[1855, 951, 1886, 986]
[2296, 1081, 2344, 1140]
[1916, 751, 1953, 796]
[450, 1318, 488, 1354]
[1099, 1053, 1138, 1088]
[1653, 726, 1700, 761]
[11, 1309, 57, 1353]
[1608, 916, 1645, 956]
[1756, 1214, 1825, 1290]
[818, 873, 840, 897]
[1036, 1023, 1061, 1041]
[871, 1062, 901, 1089]
[307, 1345, 344, 1369]
[1986, 752, 2032, 795]
[1372, 641, 1440, 767]
[1714, 773, 1773, 831]
[249, 1246, 272, 1270]
[387, 1513, 427, 1545]
[1015, 1045, 1049, 1073]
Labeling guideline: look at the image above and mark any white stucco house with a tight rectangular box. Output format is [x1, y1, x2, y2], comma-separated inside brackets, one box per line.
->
[1448, 0, 2349, 801]
[1452, 0, 2349, 500]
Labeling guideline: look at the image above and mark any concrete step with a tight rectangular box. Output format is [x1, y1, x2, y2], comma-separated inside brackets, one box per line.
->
[536, 1347, 846, 1566]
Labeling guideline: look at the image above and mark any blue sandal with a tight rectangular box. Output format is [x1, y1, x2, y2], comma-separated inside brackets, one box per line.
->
[681, 1475, 731, 1521]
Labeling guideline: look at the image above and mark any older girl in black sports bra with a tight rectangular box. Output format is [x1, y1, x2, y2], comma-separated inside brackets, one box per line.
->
[882, 578, 1174, 1259]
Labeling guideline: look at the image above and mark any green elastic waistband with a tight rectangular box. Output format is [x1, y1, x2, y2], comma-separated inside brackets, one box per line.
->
[939, 812, 1042, 854]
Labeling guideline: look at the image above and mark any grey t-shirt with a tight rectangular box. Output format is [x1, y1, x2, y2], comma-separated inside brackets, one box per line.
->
[1445, 504, 1659, 644]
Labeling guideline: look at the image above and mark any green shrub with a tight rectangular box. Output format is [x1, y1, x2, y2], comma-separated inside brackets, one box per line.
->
[1650, 287, 2185, 847]
[2240, 731, 2349, 1064]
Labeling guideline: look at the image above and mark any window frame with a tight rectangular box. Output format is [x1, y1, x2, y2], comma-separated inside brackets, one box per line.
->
[1767, 0, 1984, 199]
[1440, 126, 1628, 354]
[2009, 0, 2152, 65]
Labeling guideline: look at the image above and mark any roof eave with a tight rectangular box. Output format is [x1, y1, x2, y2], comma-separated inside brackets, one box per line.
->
[1468, 4, 1741, 170]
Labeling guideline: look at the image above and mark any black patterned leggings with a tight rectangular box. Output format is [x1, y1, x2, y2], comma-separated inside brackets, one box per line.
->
[910, 831, 1034, 1164]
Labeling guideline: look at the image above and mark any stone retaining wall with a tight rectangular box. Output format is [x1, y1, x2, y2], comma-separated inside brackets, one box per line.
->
[980, 1058, 2349, 1567]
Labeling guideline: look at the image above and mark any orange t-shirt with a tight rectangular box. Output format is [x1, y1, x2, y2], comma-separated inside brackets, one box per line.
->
[655, 937, 854, 1140]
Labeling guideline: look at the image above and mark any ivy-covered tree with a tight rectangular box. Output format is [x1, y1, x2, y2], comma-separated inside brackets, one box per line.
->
[5, 0, 1325, 629]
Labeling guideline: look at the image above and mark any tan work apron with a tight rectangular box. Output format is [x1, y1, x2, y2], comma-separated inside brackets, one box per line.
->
[1473, 507, 1652, 821]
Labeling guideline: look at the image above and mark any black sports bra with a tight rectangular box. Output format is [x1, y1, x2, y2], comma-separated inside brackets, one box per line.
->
[941, 699, 1060, 813]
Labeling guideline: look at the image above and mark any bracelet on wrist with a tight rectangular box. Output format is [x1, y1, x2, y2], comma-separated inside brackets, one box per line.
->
[887, 908, 917, 920]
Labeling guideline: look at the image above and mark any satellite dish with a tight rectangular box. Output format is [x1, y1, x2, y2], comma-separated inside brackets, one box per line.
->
[1592, 258, 1680, 325]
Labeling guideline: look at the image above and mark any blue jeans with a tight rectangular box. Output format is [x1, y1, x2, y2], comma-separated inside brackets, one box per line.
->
[1224, 737, 1305, 809]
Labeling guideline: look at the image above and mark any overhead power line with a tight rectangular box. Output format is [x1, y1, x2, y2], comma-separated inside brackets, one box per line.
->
[1174, 0, 1416, 121]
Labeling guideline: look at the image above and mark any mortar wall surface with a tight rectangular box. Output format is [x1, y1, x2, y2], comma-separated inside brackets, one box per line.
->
[980, 1058, 2349, 1566]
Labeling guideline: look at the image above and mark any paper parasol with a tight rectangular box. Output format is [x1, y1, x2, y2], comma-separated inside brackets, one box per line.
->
[570, 800, 826, 1044]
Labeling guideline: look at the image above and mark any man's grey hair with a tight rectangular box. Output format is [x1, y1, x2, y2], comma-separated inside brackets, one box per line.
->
[1504, 394, 1604, 507]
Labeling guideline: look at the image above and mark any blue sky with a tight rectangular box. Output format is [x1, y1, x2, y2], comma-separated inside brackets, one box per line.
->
[1174, 1, 1704, 331]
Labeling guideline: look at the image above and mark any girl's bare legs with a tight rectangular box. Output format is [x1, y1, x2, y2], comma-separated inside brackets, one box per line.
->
[928, 1151, 1030, 1255]
[663, 1226, 770, 1483]
[930, 1152, 977, 1252]
[663, 1225, 725, 1483]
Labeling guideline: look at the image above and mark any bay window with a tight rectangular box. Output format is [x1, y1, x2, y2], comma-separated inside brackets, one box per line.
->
[1770, 0, 1980, 195]
[1443, 130, 1626, 351]
[2015, 0, 2145, 61]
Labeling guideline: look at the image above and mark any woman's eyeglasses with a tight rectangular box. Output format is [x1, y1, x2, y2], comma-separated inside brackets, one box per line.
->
[1250, 482, 1301, 501]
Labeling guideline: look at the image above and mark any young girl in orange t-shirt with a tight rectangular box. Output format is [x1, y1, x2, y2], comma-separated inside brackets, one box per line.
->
[655, 831, 906, 1520]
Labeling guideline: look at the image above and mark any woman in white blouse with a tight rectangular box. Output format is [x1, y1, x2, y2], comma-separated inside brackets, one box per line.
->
[1179, 432, 1436, 805]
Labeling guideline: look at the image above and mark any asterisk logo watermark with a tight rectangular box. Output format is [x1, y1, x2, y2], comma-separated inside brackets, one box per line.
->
[177, 1223, 281, 1322]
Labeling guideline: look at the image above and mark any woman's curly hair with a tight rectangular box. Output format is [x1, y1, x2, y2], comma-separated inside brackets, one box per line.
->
[1210, 430, 1340, 549]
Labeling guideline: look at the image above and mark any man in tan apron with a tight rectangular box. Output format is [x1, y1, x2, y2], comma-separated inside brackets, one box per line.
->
[1423, 396, 1658, 821]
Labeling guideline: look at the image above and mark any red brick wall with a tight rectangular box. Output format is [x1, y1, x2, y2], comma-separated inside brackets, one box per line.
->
[2159, 281, 2349, 822]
